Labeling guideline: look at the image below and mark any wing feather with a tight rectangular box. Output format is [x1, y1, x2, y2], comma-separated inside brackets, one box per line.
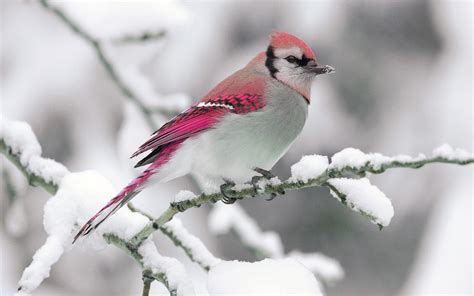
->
[131, 94, 266, 166]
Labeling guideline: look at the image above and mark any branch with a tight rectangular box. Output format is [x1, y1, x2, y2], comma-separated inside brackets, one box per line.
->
[38, 0, 169, 130]
[0, 140, 59, 194]
[208, 203, 284, 259]
[128, 203, 222, 271]
[112, 30, 166, 44]
[104, 233, 184, 295]
[130, 146, 473, 246]
[1, 119, 185, 295]
[3, 117, 472, 293]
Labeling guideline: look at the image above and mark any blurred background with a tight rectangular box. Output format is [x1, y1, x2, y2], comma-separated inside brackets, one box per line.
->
[1, 0, 472, 295]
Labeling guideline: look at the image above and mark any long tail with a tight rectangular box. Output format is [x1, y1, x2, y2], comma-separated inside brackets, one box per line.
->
[73, 167, 156, 243]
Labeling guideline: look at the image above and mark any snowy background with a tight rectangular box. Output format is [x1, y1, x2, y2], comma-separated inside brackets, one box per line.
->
[1, 0, 472, 295]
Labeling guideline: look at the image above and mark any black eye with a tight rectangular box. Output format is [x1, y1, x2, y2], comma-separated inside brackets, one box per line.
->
[285, 55, 298, 63]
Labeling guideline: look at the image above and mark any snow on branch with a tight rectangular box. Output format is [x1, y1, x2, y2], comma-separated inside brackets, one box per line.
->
[128, 203, 222, 271]
[38, 0, 189, 130]
[327, 178, 393, 228]
[3, 117, 473, 294]
[288, 251, 345, 286]
[208, 203, 284, 259]
[0, 119, 194, 295]
[208, 203, 344, 285]
[207, 259, 323, 295]
[131, 144, 473, 247]
[0, 118, 68, 194]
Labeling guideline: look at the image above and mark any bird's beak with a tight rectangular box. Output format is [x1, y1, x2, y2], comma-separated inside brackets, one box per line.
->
[306, 60, 335, 75]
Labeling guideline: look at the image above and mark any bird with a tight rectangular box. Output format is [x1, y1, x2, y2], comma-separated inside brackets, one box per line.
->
[73, 31, 334, 242]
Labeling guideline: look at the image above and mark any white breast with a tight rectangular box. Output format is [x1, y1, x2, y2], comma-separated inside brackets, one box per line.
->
[189, 80, 308, 189]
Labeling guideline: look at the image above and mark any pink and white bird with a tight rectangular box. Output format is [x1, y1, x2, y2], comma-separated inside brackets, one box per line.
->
[74, 32, 334, 241]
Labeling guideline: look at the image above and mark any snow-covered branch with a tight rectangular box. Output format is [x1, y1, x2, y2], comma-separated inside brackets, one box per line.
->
[209, 203, 284, 259]
[208, 203, 344, 286]
[2, 117, 472, 294]
[128, 203, 222, 271]
[0, 118, 191, 295]
[38, 0, 187, 130]
[131, 145, 473, 245]
[0, 120, 68, 195]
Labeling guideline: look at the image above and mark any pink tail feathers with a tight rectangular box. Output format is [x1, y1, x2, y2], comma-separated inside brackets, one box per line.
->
[73, 167, 156, 243]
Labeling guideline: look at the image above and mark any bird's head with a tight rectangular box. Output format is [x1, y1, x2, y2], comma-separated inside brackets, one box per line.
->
[265, 31, 334, 101]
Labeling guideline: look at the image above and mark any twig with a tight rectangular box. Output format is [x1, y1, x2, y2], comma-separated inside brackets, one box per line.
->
[38, 0, 161, 130]
[112, 30, 166, 44]
[0, 140, 58, 194]
[103, 234, 177, 295]
[128, 203, 222, 271]
[141, 271, 153, 296]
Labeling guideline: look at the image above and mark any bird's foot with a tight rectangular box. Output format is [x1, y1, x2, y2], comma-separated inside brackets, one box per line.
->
[252, 167, 285, 201]
[220, 179, 239, 204]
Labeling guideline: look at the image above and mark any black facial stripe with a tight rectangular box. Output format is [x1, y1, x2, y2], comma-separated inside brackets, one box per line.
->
[296, 54, 311, 66]
[265, 46, 278, 78]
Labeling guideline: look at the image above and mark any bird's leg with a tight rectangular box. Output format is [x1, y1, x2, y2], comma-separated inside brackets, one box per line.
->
[220, 179, 238, 204]
[252, 167, 285, 201]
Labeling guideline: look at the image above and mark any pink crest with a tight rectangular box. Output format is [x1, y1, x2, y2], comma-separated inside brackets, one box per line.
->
[270, 31, 316, 60]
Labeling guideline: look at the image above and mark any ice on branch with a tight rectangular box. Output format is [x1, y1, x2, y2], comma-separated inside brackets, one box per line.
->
[138, 239, 194, 296]
[0, 118, 68, 187]
[290, 155, 329, 182]
[208, 204, 284, 258]
[207, 259, 323, 295]
[327, 178, 394, 227]
[433, 143, 473, 161]
[162, 218, 222, 270]
[289, 251, 345, 285]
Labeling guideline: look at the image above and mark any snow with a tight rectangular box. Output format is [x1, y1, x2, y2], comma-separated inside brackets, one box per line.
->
[138, 238, 194, 296]
[16, 236, 64, 296]
[16, 171, 150, 294]
[207, 259, 323, 295]
[162, 218, 222, 268]
[231, 183, 254, 191]
[172, 190, 197, 203]
[327, 178, 394, 227]
[290, 155, 329, 182]
[289, 251, 344, 285]
[0, 118, 69, 185]
[330, 147, 431, 171]
[254, 176, 282, 193]
[208, 204, 284, 258]
[432, 143, 473, 161]
[330, 148, 388, 170]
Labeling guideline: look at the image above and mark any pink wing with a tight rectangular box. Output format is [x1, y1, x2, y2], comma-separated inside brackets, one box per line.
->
[131, 94, 266, 167]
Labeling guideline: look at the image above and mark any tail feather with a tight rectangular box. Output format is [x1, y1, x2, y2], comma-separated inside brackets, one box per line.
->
[73, 142, 183, 243]
[73, 169, 153, 243]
